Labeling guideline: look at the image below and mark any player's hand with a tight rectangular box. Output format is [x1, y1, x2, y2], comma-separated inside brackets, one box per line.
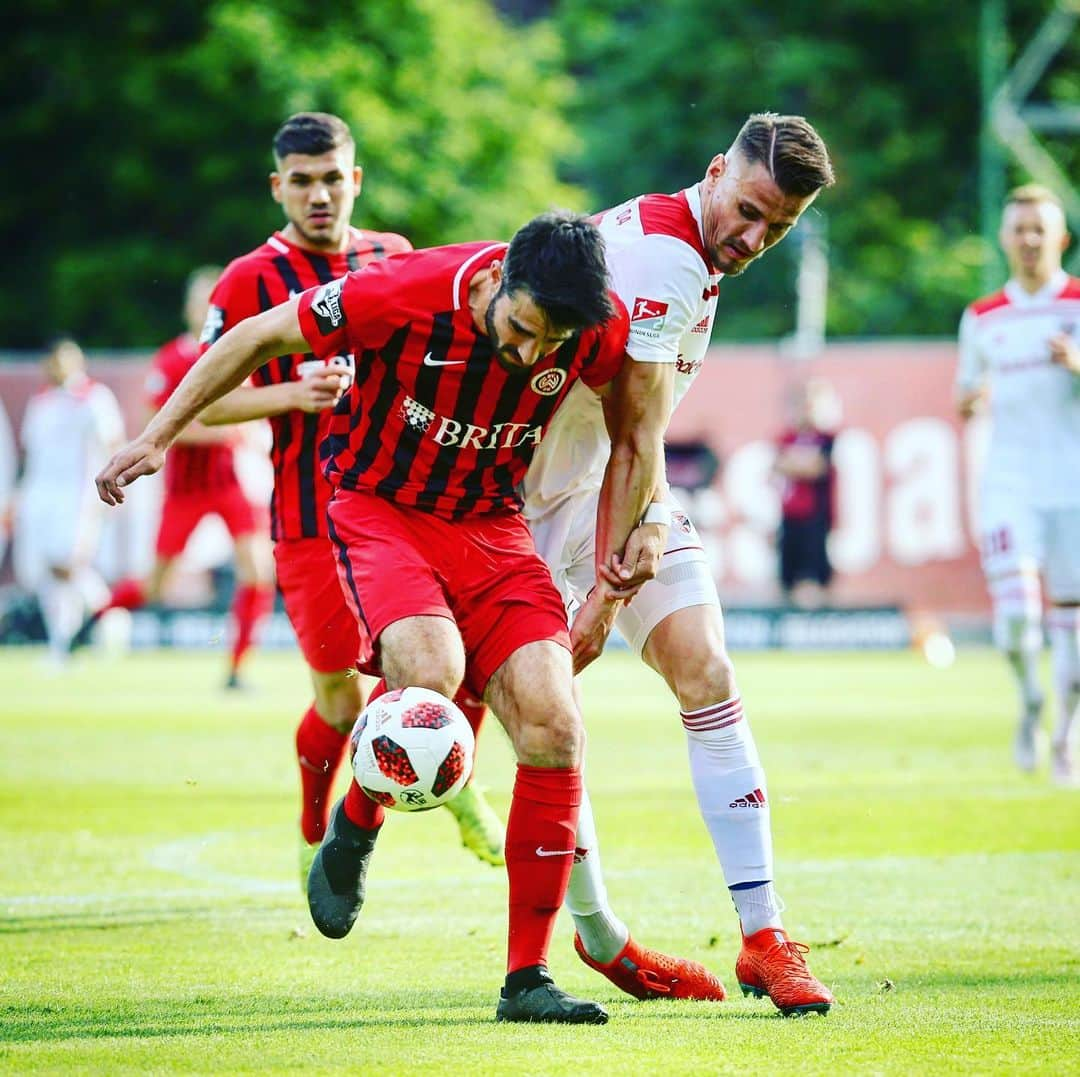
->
[571, 585, 623, 674]
[293, 370, 348, 413]
[956, 389, 985, 420]
[95, 438, 165, 505]
[1049, 333, 1080, 375]
[596, 522, 668, 599]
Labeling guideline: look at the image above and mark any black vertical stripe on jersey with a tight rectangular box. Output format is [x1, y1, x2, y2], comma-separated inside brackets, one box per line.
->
[453, 335, 582, 516]
[338, 326, 410, 491]
[374, 311, 459, 503]
[296, 253, 336, 536]
[255, 272, 290, 537]
[412, 330, 493, 513]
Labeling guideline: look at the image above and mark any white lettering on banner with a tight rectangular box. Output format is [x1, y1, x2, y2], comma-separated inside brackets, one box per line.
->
[830, 429, 881, 574]
[722, 440, 777, 585]
[885, 418, 966, 566]
[432, 416, 543, 449]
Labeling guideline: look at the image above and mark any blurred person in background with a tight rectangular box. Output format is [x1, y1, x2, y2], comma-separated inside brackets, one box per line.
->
[14, 338, 124, 667]
[180, 113, 504, 874]
[523, 113, 837, 1014]
[0, 395, 14, 571]
[88, 267, 275, 690]
[772, 377, 840, 609]
[956, 184, 1080, 787]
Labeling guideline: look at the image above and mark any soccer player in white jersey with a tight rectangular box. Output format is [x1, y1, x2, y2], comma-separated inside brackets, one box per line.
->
[14, 338, 125, 666]
[524, 113, 838, 1014]
[956, 184, 1080, 786]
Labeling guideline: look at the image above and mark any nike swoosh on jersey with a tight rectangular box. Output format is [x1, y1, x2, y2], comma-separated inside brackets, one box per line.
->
[423, 352, 466, 366]
[535, 846, 576, 857]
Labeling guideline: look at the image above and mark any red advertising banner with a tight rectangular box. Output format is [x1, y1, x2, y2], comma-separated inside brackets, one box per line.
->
[666, 341, 989, 615]
[0, 341, 990, 616]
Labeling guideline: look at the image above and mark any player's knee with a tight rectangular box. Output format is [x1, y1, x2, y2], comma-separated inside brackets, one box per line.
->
[993, 610, 1042, 655]
[512, 705, 582, 768]
[667, 648, 737, 713]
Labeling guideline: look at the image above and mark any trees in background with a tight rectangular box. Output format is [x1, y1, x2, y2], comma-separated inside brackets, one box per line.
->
[5, 1, 1077, 346]
[5, 0, 580, 347]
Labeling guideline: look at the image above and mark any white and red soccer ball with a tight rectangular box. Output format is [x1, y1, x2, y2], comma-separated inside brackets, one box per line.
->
[350, 687, 475, 812]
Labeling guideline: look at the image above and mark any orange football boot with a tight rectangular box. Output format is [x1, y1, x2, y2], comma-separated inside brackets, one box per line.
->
[735, 927, 834, 1015]
[574, 933, 726, 1001]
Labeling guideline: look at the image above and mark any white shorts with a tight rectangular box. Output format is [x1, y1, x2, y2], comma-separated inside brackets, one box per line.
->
[13, 485, 101, 589]
[978, 487, 1080, 602]
[526, 492, 721, 656]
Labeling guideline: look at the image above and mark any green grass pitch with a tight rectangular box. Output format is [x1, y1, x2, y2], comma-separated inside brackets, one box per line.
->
[0, 646, 1077, 1074]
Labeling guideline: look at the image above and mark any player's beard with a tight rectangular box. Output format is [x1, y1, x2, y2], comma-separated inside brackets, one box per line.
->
[485, 299, 529, 375]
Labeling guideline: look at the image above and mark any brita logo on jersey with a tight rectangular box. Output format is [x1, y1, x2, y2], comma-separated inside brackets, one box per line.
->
[400, 394, 544, 448]
[311, 278, 346, 333]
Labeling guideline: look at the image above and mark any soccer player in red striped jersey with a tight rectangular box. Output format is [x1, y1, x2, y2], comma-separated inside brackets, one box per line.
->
[188, 113, 504, 877]
[93, 267, 275, 688]
[96, 210, 665, 1024]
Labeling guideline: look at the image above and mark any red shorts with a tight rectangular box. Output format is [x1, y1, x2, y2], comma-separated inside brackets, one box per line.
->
[274, 538, 370, 674]
[327, 490, 570, 696]
[155, 485, 263, 558]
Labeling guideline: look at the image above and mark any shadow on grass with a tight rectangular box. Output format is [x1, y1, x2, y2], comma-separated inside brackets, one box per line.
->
[0, 900, 296, 935]
[1, 992, 787, 1043]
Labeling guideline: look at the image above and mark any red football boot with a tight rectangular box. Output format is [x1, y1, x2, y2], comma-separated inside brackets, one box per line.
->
[735, 927, 834, 1015]
[574, 933, 726, 1001]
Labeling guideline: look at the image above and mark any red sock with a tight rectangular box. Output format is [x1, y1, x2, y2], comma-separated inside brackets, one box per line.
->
[505, 764, 582, 974]
[344, 777, 386, 830]
[228, 583, 273, 675]
[296, 705, 349, 844]
[106, 577, 147, 612]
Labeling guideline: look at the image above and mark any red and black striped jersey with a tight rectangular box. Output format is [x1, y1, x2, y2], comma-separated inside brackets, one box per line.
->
[204, 227, 413, 539]
[145, 333, 239, 497]
[296, 241, 629, 519]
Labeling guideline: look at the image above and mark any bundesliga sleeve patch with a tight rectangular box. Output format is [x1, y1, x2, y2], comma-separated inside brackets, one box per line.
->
[199, 305, 225, 346]
[310, 278, 347, 335]
[630, 297, 668, 337]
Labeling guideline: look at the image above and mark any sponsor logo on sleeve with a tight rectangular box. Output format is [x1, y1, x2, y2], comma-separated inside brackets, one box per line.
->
[310, 278, 347, 335]
[629, 297, 668, 341]
[529, 367, 567, 396]
[199, 305, 225, 346]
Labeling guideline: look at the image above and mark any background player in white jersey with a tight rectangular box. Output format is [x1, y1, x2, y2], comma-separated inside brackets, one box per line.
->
[956, 184, 1080, 786]
[14, 338, 125, 666]
[524, 113, 838, 1014]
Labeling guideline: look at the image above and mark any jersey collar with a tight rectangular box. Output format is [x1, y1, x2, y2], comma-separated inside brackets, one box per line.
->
[1005, 268, 1068, 306]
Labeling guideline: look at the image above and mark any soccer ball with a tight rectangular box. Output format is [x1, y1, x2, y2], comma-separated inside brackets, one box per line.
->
[350, 687, 475, 812]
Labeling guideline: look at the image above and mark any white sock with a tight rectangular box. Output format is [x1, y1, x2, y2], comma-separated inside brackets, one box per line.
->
[992, 582, 1044, 718]
[565, 786, 629, 963]
[681, 696, 779, 932]
[1048, 606, 1080, 750]
[38, 576, 84, 660]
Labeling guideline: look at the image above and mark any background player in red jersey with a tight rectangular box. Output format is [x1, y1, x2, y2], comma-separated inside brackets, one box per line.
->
[95, 211, 665, 1024]
[95, 267, 275, 688]
[187, 113, 504, 875]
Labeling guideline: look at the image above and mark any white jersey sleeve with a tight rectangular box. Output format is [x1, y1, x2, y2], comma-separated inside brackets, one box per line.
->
[955, 307, 987, 395]
[611, 234, 710, 365]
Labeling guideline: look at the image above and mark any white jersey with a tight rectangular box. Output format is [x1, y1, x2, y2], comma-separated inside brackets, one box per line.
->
[20, 374, 124, 494]
[523, 185, 722, 516]
[957, 270, 1080, 508]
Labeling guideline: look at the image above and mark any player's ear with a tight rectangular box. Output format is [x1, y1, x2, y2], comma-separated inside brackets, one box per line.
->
[270, 172, 283, 205]
[352, 166, 363, 196]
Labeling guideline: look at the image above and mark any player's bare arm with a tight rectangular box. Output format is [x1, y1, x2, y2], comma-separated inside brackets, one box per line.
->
[95, 297, 307, 505]
[571, 358, 672, 673]
[955, 386, 986, 420]
[200, 370, 346, 425]
[595, 356, 673, 593]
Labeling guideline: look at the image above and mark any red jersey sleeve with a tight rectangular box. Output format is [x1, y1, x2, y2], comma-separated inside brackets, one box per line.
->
[144, 341, 183, 409]
[580, 293, 630, 388]
[201, 259, 263, 351]
[296, 253, 413, 360]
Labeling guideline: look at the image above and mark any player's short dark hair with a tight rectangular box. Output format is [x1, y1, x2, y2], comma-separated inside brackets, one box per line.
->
[1005, 183, 1063, 211]
[273, 112, 354, 162]
[732, 113, 835, 197]
[502, 211, 615, 332]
